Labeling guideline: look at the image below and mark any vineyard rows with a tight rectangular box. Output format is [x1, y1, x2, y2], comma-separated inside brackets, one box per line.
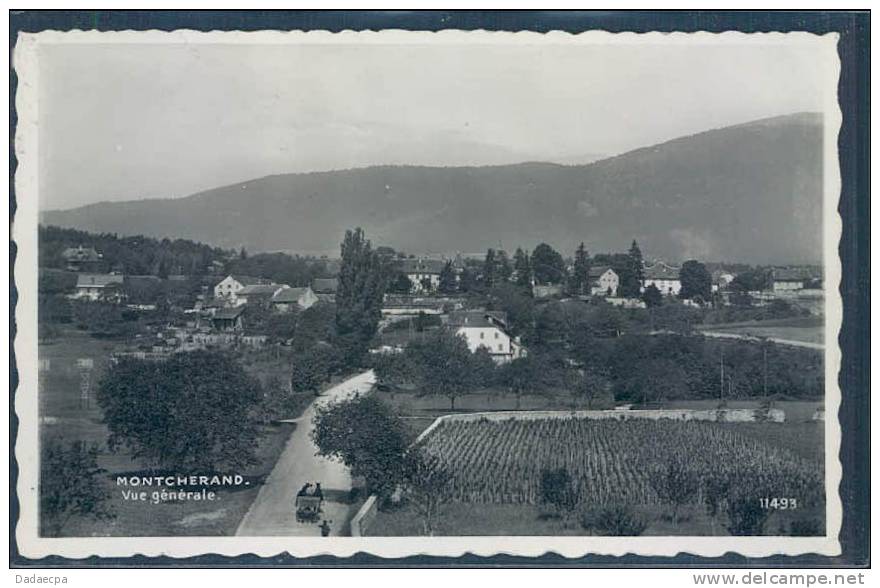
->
[419, 418, 824, 508]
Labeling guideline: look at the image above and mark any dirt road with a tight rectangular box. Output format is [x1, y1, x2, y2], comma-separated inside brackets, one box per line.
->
[235, 370, 375, 537]
[701, 330, 825, 350]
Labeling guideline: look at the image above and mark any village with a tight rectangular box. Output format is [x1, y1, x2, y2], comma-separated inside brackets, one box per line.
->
[53, 237, 824, 364]
[35, 225, 827, 540]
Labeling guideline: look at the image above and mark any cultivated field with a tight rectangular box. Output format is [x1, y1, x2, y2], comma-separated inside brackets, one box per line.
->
[370, 416, 825, 536]
[420, 418, 823, 506]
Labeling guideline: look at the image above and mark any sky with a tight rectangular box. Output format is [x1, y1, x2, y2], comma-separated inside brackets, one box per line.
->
[37, 37, 836, 210]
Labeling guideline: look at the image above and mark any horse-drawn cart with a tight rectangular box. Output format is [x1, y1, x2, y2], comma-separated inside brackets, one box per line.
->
[295, 493, 323, 523]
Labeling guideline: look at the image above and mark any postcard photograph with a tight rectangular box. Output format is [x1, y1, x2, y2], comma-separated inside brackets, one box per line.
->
[12, 28, 843, 560]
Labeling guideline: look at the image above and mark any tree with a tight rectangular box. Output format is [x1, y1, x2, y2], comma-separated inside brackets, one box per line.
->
[311, 395, 410, 497]
[388, 271, 413, 295]
[488, 282, 535, 338]
[370, 352, 418, 390]
[569, 242, 591, 295]
[530, 243, 567, 285]
[336, 228, 387, 362]
[458, 267, 478, 293]
[405, 331, 477, 409]
[533, 302, 568, 348]
[679, 260, 712, 301]
[403, 446, 452, 536]
[40, 438, 114, 536]
[648, 458, 699, 525]
[290, 345, 338, 395]
[499, 356, 539, 409]
[540, 467, 579, 520]
[496, 250, 513, 282]
[624, 357, 689, 406]
[575, 370, 613, 409]
[621, 239, 644, 297]
[642, 283, 663, 308]
[471, 346, 498, 388]
[97, 351, 263, 470]
[730, 267, 772, 292]
[481, 248, 498, 290]
[513, 247, 533, 288]
[725, 495, 771, 536]
[437, 261, 457, 294]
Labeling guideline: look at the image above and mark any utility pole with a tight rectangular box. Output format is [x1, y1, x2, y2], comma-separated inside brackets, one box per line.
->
[719, 345, 725, 403]
[763, 342, 769, 400]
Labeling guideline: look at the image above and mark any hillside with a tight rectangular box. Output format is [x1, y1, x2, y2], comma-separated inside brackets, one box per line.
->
[41, 113, 824, 264]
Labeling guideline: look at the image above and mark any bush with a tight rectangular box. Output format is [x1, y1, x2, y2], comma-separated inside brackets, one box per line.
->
[724, 495, 771, 536]
[540, 467, 579, 519]
[582, 504, 648, 536]
[648, 458, 699, 524]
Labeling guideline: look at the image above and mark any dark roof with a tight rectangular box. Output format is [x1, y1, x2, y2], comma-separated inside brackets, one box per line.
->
[125, 275, 162, 283]
[62, 246, 101, 262]
[773, 268, 808, 281]
[643, 262, 680, 280]
[213, 306, 245, 320]
[447, 310, 508, 329]
[76, 273, 124, 288]
[397, 258, 447, 275]
[272, 287, 311, 303]
[226, 275, 271, 287]
[238, 284, 283, 296]
[312, 278, 338, 293]
[588, 266, 614, 279]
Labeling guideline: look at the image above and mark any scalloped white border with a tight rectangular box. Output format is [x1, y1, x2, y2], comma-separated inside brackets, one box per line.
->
[12, 28, 843, 561]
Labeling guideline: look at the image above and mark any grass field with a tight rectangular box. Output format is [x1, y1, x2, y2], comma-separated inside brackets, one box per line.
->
[698, 316, 825, 345]
[369, 500, 823, 537]
[38, 327, 299, 537]
[369, 415, 825, 537]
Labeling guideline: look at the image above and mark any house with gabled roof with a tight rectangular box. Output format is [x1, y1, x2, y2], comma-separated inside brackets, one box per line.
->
[271, 286, 319, 313]
[642, 261, 682, 296]
[398, 258, 447, 293]
[73, 273, 125, 302]
[234, 283, 286, 308]
[62, 245, 103, 272]
[772, 268, 808, 292]
[446, 309, 526, 364]
[213, 274, 272, 303]
[311, 277, 338, 303]
[211, 305, 245, 332]
[588, 266, 619, 296]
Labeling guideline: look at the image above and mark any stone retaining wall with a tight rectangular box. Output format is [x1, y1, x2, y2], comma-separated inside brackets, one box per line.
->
[349, 495, 378, 537]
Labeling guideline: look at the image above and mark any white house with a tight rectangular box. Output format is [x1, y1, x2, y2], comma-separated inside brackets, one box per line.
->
[447, 310, 526, 364]
[712, 270, 736, 293]
[589, 266, 619, 296]
[642, 262, 682, 296]
[73, 273, 125, 302]
[213, 275, 272, 303]
[398, 258, 446, 293]
[271, 286, 319, 312]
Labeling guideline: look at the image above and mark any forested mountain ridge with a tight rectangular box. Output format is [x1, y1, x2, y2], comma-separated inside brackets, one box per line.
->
[42, 113, 824, 264]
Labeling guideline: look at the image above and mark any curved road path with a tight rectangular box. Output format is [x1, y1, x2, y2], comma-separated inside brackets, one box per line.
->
[700, 330, 824, 350]
[236, 370, 375, 537]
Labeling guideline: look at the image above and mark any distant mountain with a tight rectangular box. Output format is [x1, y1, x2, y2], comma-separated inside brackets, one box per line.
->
[42, 113, 823, 264]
